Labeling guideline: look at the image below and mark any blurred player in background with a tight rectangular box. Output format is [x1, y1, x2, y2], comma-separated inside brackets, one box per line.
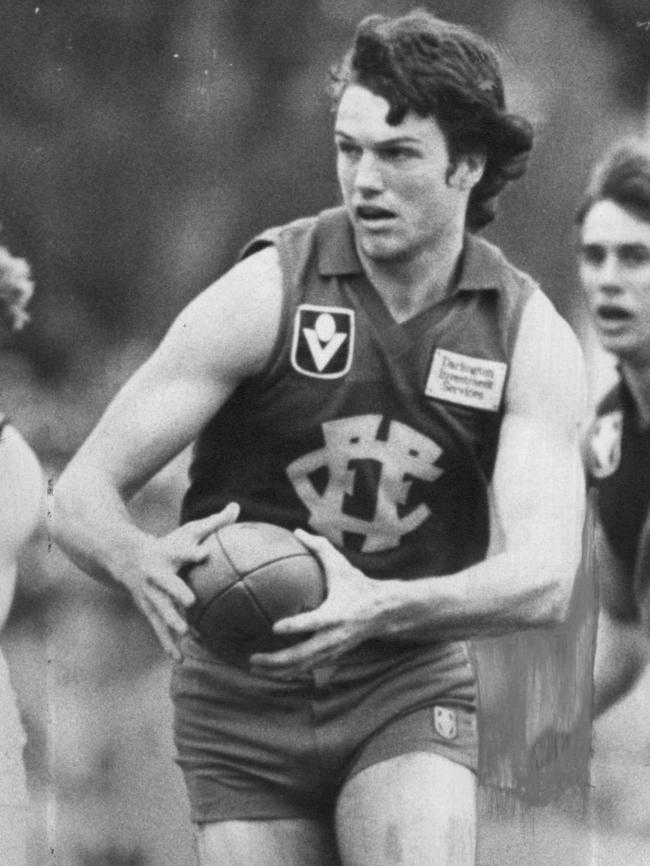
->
[580, 138, 650, 715]
[0, 246, 42, 866]
[53, 11, 586, 866]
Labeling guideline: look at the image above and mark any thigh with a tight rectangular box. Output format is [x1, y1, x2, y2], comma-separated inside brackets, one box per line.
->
[335, 752, 477, 866]
[196, 818, 341, 866]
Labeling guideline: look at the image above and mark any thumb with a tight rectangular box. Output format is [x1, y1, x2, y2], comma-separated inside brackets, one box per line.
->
[294, 529, 346, 578]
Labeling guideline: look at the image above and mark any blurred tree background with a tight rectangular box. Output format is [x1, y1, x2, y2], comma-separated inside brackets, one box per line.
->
[2, 1, 650, 863]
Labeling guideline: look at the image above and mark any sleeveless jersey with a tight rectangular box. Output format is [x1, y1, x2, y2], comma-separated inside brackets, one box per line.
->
[181, 207, 535, 580]
[584, 378, 650, 580]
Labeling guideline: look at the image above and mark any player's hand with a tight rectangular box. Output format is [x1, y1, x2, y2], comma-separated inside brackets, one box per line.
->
[249, 528, 390, 678]
[119, 503, 240, 660]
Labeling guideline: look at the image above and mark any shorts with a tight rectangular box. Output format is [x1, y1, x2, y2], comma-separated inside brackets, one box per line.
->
[171, 637, 478, 823]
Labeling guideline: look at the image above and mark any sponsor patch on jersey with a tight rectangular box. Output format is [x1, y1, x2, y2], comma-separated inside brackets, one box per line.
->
[585, 410, 622, 479]
[433, 706, 458, 740]
[425, 349, 507, 412]
[291, 305, 354, 379]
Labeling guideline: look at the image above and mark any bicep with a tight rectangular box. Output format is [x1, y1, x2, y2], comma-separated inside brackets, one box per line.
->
[490, 291, 586, 557]
[66, 247, 283, 497]
[70, 358, 228, 496]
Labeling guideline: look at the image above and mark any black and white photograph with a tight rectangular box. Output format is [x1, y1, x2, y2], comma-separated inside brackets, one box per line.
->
[1, 2, 650, 864]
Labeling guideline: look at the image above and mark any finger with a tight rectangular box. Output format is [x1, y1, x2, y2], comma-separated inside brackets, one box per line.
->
[273, 609, 328, 635]
[141, 596, 183, 661]
[249, 665, 305, 682]
[250, 629, 339, 671]
[187, 504, 240, 543]
[294, 529, 346, 572]
[144, 582, 190, 636]
[150, 569, 196, 608]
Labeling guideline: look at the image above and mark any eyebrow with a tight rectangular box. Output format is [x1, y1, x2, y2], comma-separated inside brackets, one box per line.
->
[579, 241, 650, 255]
[580, 241, 649, 249]
[333, 130, 423, 146]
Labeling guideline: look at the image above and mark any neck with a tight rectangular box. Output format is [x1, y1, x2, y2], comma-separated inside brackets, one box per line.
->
[621, 360, 650, 427]
[358, 231, 465, 323]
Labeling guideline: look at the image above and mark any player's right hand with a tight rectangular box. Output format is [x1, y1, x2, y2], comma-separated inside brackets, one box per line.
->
[118, 503, 240, 660]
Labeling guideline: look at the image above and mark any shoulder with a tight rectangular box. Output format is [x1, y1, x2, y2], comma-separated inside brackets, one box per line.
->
[505, 289, 586, 425]
[464, 234, 539, 297]
[163, 244, 284, 379]
[238, 212, 324, 261]
[0, 424, 42, 556]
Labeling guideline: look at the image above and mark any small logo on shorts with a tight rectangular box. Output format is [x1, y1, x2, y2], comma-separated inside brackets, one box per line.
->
[291, 305, 354, 379]
[433, 706, 458, 740]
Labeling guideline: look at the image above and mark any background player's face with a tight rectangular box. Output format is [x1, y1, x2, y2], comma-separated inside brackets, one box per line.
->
[335, 84, 471, 264]
[579, 199, 650, 364]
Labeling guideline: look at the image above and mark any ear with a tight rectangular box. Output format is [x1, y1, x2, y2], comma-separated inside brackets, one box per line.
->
[448, 153, 486, 192]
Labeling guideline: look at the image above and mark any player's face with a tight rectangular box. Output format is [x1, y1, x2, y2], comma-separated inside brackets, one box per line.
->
[335, 85, 470, 263]
[579, 199, 650, 364]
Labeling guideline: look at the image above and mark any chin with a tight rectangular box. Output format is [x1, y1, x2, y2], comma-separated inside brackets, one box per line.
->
[602, 334, 649, 365]
[358, 236, 410, 263]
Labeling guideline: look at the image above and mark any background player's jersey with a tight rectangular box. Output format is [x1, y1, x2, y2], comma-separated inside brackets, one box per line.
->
[182, 207, 535, 580]
[584, 378, 650, 578]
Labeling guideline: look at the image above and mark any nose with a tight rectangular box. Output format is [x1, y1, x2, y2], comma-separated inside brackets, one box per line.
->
[354, 151, 383, 194]
[594, 254, 623, 297]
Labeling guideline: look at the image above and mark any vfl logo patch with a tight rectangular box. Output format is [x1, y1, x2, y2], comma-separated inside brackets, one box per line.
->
[291, 305, 354, 379]
[425, 349, 507, 412]
[586, 410, 622, 479]
[433, 706, 458, 741]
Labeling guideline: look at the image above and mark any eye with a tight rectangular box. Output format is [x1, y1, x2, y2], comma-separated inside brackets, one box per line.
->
[619, 245, 650, 267]
[336, 140, 361, 158]
[379, 145, 415, 162]
[580, 245, 605, 266]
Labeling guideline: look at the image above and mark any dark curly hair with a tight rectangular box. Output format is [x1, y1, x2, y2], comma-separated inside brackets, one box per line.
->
[576, 138, 650, 227]
[330, 9, 534, 231]
[0, 245, 33, 332]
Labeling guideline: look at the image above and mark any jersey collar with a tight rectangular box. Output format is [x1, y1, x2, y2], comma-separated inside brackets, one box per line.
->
[316, 206, 505, 293]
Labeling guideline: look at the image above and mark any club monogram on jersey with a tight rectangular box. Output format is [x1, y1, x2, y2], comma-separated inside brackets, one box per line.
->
[286, 414, 444, 553]
[425, 348, 507, 412]
[291, 304, 354, 378]
[586, 410, 623, 479]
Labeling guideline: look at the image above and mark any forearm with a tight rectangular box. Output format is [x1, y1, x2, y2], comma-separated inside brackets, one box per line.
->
[376, 547, 575, 642]
[52, 464, 151, 590]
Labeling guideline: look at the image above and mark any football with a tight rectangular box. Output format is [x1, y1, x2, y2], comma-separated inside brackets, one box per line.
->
[182, 521, 327, 663]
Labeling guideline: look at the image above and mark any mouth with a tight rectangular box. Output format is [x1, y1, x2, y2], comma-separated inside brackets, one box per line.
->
[354, 204, 397, 225]
[595, 304, 634, 331]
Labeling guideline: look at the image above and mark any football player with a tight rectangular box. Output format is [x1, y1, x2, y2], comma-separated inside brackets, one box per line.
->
[53, 11, 586, 865]
[580, 138, 650, 715]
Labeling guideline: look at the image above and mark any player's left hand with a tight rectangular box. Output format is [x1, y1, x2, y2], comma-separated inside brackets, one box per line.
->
[248, 529, 392, 678]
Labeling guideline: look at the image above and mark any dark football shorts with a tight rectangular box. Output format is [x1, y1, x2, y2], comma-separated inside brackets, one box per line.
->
[171, 636, 478, 823]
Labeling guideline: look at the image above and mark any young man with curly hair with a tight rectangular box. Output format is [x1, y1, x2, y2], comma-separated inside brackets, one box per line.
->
[580, 139, 650, 716]
[53, 11, 586, 865]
